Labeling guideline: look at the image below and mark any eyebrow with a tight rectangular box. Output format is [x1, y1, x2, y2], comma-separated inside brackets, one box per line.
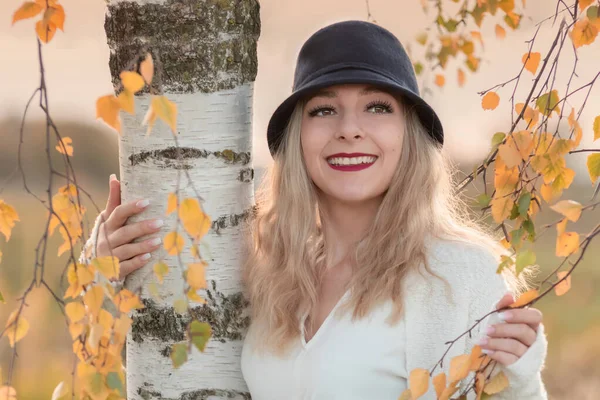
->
[309, 85, 387, 99]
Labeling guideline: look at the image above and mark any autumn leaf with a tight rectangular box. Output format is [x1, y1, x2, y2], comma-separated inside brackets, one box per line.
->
[556, 231, 579, 257]
[186, 262, 207, 290]
[96, 94, 122, 134]
[397, 389, 411, 400]
[4, 310, 30, 347]
[435, 74, 445, 87]
[167, 192, 177, 215]
[140, 53, 154, 84]
[189, 320, 212, 352]
[555, 271, 571, 296]
[151, 95, 178, 134]
[12, 2, 42, 24]
[509, 288, 538, 308]
[416, 32, 428, 45]
[171, 343, 188, 368]
[65, 302, 86, 323]
[0, 386, 17, 400]
[83, 285, 104, 319]
[49, 4, 65, 31]
[550, 200, 582, 222]
[515, 103, 539, 127]
[153, 261, 169, 284]
[535, 90, 560, 116]
[164, 231, 185, 255]
[498, 141, 521, 168]
[571, 17, 598, 48]
[92, 256, 120, 280]
[36, 18, 57, 43]
[120, 71, 145, 94]
[408, 368, 429, 398]
[482, 92, 500, 110]
[179, 198, 211, 241]
[579, 0, 595, 11]
[432, 372, 446, 398]
[499, 0, 515, 13]
[593, 115, 600, 141]
[0, 200, 20, 241]
[515, 249, 535, 275]
[457, 68, 466, 87]
[55, 136, 73, 156]
[491, 195, 514, 223]
[495, 24, 506, 39]
[588, 153, 600, 184]
[484, 371, 509, 394]
[521, 52, 540, 74]
[114, 289, 144, 313]
[449, 354, 471, 382]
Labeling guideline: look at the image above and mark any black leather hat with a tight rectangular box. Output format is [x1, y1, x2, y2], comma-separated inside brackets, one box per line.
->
[266, 20, 444, 157]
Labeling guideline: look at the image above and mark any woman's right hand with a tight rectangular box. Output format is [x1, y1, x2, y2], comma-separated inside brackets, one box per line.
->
[96, 174, 164, 282]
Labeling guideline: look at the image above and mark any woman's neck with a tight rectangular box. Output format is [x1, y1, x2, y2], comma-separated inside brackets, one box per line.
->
[319, 193, 383, 265]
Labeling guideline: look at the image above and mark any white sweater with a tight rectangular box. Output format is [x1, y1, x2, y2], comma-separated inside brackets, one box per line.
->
[79, 216, 548, 399]
[241, 238, 549, 400]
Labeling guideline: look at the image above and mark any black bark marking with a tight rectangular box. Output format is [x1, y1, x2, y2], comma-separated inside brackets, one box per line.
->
[138, 381, 251, 400]
[105, 0, 260, 94]
[237, 168, 253, 182]
[211, 207, 256, 234]
[128, 147, 251, 168]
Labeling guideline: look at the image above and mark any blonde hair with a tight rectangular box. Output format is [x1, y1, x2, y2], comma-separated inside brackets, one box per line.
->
[241, 93, 532, 355]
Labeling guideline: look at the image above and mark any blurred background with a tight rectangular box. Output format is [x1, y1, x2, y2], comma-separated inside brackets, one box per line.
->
[1, 0, 599, 398]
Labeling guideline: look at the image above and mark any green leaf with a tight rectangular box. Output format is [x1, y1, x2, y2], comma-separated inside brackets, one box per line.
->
[416, 32, 428, 45]
[587, 5, 599, 21]
[0, 289, 4, 304]
[190, 320, 212, 352]
[477, 193, 492, 208]
[471, 4, 487, 26]
[171, 343, 188, 368]
[536, 90, 560, 116]
[516, 249, 536, 276]
[106, 372, 125, 397]
[89, 373, 105, 396]
[497, 256, 514, 274]
[492, 132, 506, 148]
[509, 202, 520, 220]
[413, 62, 424, 76]
[522, 218, 536, 241]
[445, 19, 459, 32]
[518, 192, 531, 217]
[488, 0, 499, 14]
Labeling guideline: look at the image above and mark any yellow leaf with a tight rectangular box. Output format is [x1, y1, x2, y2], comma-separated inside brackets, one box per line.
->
[92, 256, 120, 280]
[153, 261, 169, 284]
[593, 115, 600, 141]
[148, 282, 160, 299]
[36, 18, 57, 43]
[0, 200, 20, 241]
[398, 389, 411, 400]
[439, 382, 459, 400]
[186, 262, 207, 290]
[498, 141, 521, 168]
[484, 371, 509, 394]
[49, 4, 65, 31]
[96, 94, 122, 134]
[522, 52, 540, 74]
[588, 153, 600, 184]
[173, 298, 188, 314]
[435, 74, 445, 87]
[579, 0, 594, 11]
[120, 71, 145, 94]
[499, 0, 515, 13]
[457, 68, 466, 87]
[179, 198, 211, 241]
[65, 302, 85, 322]
[482, 92, 500, 110]
[55, 136, 73, 156]
[4, 310, 29, 347]
[140, 53, 154, 84]
[98, 309, 114, 332]
[432, 372, 446, 398]
[51, 381, 68, 400]
[186, 287, 206, 303]
[494, 158, 519, 195]
[495, 24, 506, 39]
[87, 323, 104, 355]
[164, 231, 185, 255]
[550, 200, 582, 222]
[113, 314, 133, 338]
[513, 130, 533, 160]
[556, 231, 580, 256]
[475, 372, 486, 400]
[471, 30, 483, 44]
[515, 103, 539, 127]
[0, 386, 16, 400]
[167, 192, 178, 215]
[571, 17, 598, 48]
[555, 271, 571, 296]
[491, 195, 514, 223]
[536, 90, 560, 116]
[11, 2, 42, 24]
[76, 264, 95, 287]
[409, 368, 429, 399]
[449, 354, 470, 382]
[117, 90, 134, 114]
[114, 289, 144, 313]
[151, 95, 178, 133]
[83, 285, 104, 319]
[509, 288, 538, 308]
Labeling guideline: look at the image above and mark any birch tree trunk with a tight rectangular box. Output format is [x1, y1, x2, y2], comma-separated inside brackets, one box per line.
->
[103, 0, 259, 398]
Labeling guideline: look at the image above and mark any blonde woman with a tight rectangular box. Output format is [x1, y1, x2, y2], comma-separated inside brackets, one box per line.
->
[80, 20, 548, 399]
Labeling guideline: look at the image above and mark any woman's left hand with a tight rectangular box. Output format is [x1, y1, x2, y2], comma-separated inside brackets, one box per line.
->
[477, 292, 543, 366]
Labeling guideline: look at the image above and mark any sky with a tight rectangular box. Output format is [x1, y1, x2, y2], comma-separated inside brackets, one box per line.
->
[1, 0, 599, 175]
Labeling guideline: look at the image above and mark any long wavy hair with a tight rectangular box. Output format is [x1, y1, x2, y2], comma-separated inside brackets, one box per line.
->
[241, 92, 532, 356]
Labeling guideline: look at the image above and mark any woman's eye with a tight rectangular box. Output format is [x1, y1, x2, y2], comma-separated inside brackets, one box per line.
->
[308, 106, 335, 117]
[366, 101, 393, 114]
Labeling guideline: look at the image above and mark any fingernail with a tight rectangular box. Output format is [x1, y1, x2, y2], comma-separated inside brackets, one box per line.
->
[137, 199, 150, 208]
[478, 336, 488, 345]
[486, 326, 495, 335]
[110, 173, 116, 182]
[499, 311, 512, 321]
[141, 253, 151, 260]
[482, 349, 494, 355]
[150, 219, 164, 228]
[148, 237, 162, 246]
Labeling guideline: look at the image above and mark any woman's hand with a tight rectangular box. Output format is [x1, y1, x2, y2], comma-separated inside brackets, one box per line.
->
[96, 174, 164, 281]
[477, 292, 543, 366]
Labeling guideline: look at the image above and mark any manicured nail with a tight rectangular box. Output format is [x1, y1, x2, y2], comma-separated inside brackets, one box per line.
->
[141, 253, 151, 260]
[137, 199, 150, 208]
[478, 337, 488, 346]
[486, 326, 495, 335]
[498, 311, 512, 321]
[482, 349, 494, 355]
[150, 219, 164, 228]
[109, 173, 116, 182]
[148, 237, 162, 246]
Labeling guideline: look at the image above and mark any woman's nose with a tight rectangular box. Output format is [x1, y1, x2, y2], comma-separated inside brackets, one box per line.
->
[334, 112, 365, 141]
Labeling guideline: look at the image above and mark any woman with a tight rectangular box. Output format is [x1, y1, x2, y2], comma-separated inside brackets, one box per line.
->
[80, 21, 548, 399]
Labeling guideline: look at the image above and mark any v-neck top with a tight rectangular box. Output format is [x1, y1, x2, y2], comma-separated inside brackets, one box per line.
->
[241, 289, 408, 400]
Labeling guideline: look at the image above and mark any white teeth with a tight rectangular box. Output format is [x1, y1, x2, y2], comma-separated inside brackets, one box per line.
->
[327, 156, 377, 166]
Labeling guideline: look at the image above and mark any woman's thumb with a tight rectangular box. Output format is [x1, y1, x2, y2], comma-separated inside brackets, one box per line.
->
[105, 173, 121, 216]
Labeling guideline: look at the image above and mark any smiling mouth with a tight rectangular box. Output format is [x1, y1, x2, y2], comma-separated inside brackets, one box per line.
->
[326, 154, 378, 171]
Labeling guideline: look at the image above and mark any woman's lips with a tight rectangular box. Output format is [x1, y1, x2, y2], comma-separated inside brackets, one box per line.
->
[327, 160, 376, 171]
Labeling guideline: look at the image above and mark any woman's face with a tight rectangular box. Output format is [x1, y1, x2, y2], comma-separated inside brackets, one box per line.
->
[300, 83, 405, 204]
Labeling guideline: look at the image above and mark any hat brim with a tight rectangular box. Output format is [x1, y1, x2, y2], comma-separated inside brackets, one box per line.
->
[266, 68, 444, 156]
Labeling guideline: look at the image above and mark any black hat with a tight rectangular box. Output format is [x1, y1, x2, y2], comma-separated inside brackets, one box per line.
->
[266, 20, 444, 157]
